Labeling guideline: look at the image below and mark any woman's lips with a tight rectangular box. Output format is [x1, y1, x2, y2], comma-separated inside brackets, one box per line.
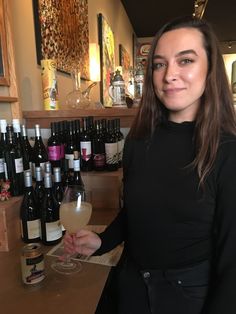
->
[163, 88, 185, 95]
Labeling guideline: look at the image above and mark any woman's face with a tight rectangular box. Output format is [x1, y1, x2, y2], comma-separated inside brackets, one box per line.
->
[153, 27, 208, 122]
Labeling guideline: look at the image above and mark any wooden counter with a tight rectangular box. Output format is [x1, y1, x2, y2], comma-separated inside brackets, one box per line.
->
[0, 241, 110, 314]
[0, 209, 118, 314]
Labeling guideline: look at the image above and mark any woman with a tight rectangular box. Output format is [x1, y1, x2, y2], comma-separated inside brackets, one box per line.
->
[65, 16, 236, 314]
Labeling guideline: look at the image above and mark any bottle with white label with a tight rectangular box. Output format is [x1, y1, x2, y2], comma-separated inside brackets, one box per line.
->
[20, 170, 41, 243]
[41, 172, 62, 245]
[4, 124, 24, 196]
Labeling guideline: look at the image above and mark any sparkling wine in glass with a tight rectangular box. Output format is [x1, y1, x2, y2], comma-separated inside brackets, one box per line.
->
[51, 185, 92, 275]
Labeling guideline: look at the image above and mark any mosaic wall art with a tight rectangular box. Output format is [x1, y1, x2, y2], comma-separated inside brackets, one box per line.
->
[33, 0, 89, 79]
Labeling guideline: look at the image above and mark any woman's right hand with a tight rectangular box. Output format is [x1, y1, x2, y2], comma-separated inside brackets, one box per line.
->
[63, 230, 102, 257]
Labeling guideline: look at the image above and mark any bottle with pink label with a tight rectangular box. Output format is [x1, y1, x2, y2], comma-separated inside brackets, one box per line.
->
[47, 122, 61, 169]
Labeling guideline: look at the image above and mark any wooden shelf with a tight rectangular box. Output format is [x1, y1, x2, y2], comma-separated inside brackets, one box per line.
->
[23, 107, 138, 128]
[0, 96, 18, 103]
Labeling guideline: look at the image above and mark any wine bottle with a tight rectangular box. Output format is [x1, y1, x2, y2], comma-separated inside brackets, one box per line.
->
[12, 119, 23, 151]
[0, 119, 7, 181]
[47, 122, 61, 169]
[53, 167, 65, 235]
[80, 117, 93, 171]
[21, 124, 33, 172]
[105, 119, 119, 171]
[72, 158, 84, 188]
[58, 121, 65, 159]
[92, 120, 105, 171]
[73, 119, 81, 158]
[4, 124, 24, 196]
[34, 166, 45, 211]
[115, 118, 124, 167]
[53, 167, 64, 205]
[61, 158, 73, 189]
[32, 124, 48, 178]
[20, 170, 41, 243]
[41, 172, 62, 245]
[65, 120, 77, 171]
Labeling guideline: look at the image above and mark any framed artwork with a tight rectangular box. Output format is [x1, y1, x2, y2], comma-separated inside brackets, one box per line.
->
[98, 13, 115, 107]
[119, 44, 130, 84]
[32, 0, 89, 79]
[0, 0, 10, 86]
[136, 42, 151, 69]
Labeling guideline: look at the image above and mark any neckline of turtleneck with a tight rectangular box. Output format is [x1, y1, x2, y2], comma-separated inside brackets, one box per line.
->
[164, 120, 196, 132]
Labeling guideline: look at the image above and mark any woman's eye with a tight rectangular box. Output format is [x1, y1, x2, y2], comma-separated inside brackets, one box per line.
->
[180, 58, 194, 65]
[153, 63, 166, 70]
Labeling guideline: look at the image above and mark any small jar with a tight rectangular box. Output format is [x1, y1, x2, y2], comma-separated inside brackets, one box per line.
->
[21, 243, 45, 285]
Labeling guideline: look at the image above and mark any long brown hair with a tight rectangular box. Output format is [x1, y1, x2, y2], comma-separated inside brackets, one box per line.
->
[128, 16, 236, 184]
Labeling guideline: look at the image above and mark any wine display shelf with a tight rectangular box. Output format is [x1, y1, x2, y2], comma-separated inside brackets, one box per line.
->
[23, 107, 138, 128]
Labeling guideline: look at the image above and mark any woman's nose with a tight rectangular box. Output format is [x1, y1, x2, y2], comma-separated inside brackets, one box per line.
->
[164, 64, 178, 82]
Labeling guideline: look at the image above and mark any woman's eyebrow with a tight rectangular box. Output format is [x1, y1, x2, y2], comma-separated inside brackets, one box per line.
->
[153, 49, 198, 60]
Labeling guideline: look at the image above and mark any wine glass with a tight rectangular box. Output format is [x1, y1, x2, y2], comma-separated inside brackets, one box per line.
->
[51, 185, 92, 275]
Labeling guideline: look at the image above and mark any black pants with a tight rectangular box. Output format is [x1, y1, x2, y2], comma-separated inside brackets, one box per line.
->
[95, 255, 210, 314]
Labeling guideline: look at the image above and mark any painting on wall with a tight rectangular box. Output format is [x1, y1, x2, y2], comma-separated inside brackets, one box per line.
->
[136, 42, 151, 70]
[0, 0, 9, 86]
[119, 44, 131, 85]
[32, 0, 90, 79]
[98, 13, 115, 107]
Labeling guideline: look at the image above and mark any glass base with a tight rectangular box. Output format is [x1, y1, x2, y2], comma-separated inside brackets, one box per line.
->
[51, 259, 82, 275]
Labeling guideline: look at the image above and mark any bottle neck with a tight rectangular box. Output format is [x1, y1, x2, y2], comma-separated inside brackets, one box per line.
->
[6, 126, 14, 144]
[35, 125, 42, 138]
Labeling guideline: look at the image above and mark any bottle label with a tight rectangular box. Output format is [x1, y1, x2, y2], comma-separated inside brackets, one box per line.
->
[105, 143, 118, 164]
[0, 158, 4, 173]
[28, 219, 41, 239]
[60, 144, 65, 159]
[118, 139, 124, 162]
[74, 159, 81, 171]
[21, 219, 41, 239]
[65, 154, 74, 169]
[45, 220, 62, 241]
[93, 153, 105, 167]
[48, 145, 61, 161]
[15, 157, 24, 173]
[80, 141, 92, 161]
[62, 224, 66, 232]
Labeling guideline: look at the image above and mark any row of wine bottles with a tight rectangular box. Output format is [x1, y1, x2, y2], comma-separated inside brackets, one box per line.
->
[20, 158, 84, 245]
[47, 116, 124, 172]
[0, 116, 124, 197]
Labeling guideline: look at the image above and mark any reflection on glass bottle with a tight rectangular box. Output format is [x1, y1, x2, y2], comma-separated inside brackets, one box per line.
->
[65, 69, 89, 109]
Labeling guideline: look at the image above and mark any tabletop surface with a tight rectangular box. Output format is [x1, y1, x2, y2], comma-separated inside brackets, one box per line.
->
[0, 241, 110, 314]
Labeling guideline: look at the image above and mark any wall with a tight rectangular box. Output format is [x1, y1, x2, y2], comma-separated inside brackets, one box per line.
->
[2, 0, 134, 121]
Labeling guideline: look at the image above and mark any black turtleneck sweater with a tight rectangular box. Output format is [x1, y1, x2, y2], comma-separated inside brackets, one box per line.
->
[96, 121, 236, 313]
